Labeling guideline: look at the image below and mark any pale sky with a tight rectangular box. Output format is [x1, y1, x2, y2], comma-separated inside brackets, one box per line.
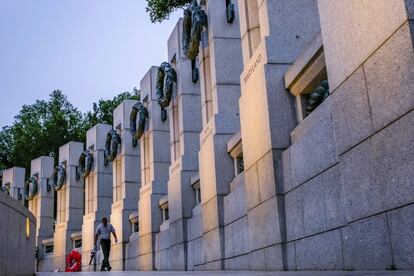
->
[0, 0, 181, 127]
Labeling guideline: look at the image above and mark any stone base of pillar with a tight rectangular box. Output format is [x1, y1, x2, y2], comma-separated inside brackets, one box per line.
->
[81, 213, 103, 271]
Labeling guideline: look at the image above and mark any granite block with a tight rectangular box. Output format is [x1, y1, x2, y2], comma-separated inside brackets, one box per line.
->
[261, 0, 320, 64]
[286, 241, 297, 271]
[202, 227, 224, 264]
[323, 165, 347, 229]
[282, 149, 292, 193]
[264, 244, 284, 270]
[285, 187, 305, 241]
[210, 37, 243, 86]
[244, 164, 260, 210]
[224, 254, 249, 270]
[388, 204, 414, 269]
[318, 0, 408, 91]
[265, 64, 297, 149]
[248, 196, 282, 251]
[249, 248, 266, 270]
[257, 150, 276, 202]
[342, 214, 393, 270]
[406, 0, 414, 19]
[296, 229, 343, 270]
[340, 136, 383, 222]
[364, 22, 414, 131]
[207, 0, 241, 39]
[341, 111, 414, 222]
[290, 97, 338, 188]
[302, 174, 327, 236]
[332, 66, 373, 154]
[223, 178, 247, 225]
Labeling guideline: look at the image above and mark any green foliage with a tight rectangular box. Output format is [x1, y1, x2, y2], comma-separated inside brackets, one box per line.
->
[0, 126, 14, 170]
[83, 91, 139, 132]
[0, 89, 140, 175]
[6, 91, 84, 170]
[146, 0, 192, 22]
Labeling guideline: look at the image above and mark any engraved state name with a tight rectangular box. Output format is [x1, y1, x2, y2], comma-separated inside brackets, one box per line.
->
[243, 54, 262, 83]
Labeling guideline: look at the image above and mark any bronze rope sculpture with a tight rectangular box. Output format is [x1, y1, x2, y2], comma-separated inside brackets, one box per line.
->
[130, 101, 149, 147]
[1, 182, 10, 195]
[24, 176, 39, 201]
[182, 0, 208, 83]
[104, 130, 121, 166]
[51, 164, 66, 191]
[156, 62, 177, 121]
[305, 80, 330, 116]
[226, 0, 235, 23]
[76, 150, 94, 180]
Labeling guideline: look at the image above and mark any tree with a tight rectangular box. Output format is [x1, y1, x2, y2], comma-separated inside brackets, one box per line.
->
[146, 0, 192, 22]
[83, 91, 140, 133]
[0, 90, 140, 176]
[0, 126, 14, 171]
[10, 90, 84, 170]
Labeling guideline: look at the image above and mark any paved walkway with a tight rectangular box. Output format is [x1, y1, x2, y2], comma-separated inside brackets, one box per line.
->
[36, 271, 414, 276]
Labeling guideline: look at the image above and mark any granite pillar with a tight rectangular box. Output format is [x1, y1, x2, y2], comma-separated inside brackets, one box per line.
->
[53, 142, 84, 271]
[2, 167, 25, 204]
[138, 67, 171, 270]
[237, 0, 321, 270]
[28, 156, 54, 271]
[110, 99, 141, 271]
[155, 18, 203, 271]
[81, 124, 113, 271]
[197, 0, 244, 269]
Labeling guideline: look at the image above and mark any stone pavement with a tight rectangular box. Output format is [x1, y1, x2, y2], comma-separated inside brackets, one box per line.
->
[36, 270, 414, 276]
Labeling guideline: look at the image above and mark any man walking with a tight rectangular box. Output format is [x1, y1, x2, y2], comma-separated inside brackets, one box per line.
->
[94, 217, 117, 271]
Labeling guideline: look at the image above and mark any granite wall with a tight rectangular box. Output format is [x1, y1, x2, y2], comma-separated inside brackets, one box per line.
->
[0, 191, 36, 276]
[281, 0, 414, 270]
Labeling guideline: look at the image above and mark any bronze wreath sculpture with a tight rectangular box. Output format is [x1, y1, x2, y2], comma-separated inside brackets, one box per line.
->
[182, 0, 208, 61]
[51, 164, 66, 191]
[156, 62, 177, 121]
[305, 80, 330, 116]
[183, 0, 208, 83]
[76, 150, 94, 180]
[24, 176, 39, 201]
[1, 182, 10, 195]
[226, 0, 235, 24]
[130, 101, 149, 147]
[104, 130, 121, 166]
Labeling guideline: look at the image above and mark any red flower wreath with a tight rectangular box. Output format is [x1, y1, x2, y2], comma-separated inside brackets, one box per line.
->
[65, 249, 82, 272]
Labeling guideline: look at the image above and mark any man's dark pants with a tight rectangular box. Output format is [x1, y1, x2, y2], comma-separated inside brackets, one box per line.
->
[100, 239, 111, 270]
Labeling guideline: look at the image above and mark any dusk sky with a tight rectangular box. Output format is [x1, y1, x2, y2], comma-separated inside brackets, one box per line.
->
[0, 0, 181, 127]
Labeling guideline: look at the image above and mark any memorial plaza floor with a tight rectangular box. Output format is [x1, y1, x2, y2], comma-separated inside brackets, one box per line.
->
[36, 271, 414, 276]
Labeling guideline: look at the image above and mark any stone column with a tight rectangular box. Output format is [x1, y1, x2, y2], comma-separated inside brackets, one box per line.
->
[196, 0, 243, 269]
[109, 99, 141, 271]
[155, 18, 203, 270]
[53, 142, 84, 271]
[28, 156, 54, 259]
[237, 0, 320, 270]
[138, 67, 171, 271]
[2, 167, 25, 204]
[81, 124, 113, 271]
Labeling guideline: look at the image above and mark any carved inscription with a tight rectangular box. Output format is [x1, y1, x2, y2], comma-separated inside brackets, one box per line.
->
[140, 184, 152, 196]
[243, 54, 262, 83]
[201, 125, 213, 146]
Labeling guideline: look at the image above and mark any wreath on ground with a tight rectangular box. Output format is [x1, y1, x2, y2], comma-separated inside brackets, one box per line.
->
[65, 249, 81, 272]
